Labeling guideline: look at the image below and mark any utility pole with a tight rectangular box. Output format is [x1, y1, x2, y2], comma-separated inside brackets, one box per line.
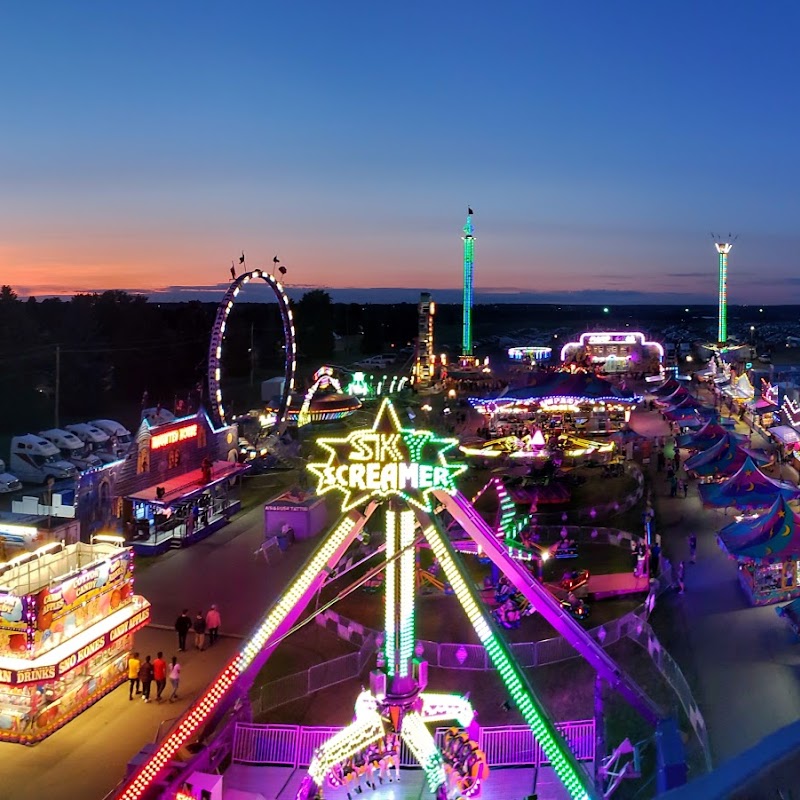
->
[55, 344, 61, 428]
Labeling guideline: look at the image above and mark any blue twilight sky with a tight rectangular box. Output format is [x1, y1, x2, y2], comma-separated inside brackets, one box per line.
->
[0, 1, 798, 303]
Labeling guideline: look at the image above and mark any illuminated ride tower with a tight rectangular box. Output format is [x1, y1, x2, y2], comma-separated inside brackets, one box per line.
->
[714, 239, 734, 345]
[413, 292, 436, 386]
[460, 208, 478, 367]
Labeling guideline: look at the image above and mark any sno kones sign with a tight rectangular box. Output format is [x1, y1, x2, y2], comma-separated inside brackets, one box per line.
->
[308, 399, 466, 511]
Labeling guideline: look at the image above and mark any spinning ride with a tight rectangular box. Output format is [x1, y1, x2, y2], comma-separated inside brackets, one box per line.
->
[207, 269, 297, 429]
[115, 401, 685, 800]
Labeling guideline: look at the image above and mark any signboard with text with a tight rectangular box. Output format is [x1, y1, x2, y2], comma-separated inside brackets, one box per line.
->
[0, 604, 150, 685]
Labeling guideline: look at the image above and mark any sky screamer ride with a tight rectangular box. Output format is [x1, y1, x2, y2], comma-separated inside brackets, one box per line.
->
[114, 399, 685, 800]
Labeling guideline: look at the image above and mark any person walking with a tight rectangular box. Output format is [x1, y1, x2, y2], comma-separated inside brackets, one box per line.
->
[670, 474, 678, 498]
[175, 609, 192, 652]
[193, 611, 207, 651]
[649, 541, 661, 576]
[688, 533, 697, 564]
[682, 479, 689, 498]
[139, 655, 154, 703]
[127, 652, 141, 700]
[205, 605, 221, 647]
[153, 652, 167, 703]
[168, 656, 181, 702]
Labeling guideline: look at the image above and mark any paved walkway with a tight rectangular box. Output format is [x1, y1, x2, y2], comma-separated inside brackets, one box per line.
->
[631, 387, 800, 766]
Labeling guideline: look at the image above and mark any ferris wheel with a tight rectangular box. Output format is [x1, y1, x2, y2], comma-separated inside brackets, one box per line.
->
[207, 269, 297, 429]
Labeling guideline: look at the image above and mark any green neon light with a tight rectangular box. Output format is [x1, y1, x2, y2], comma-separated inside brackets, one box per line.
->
[462, 213, 475, 357]
[385, 509, 398, 677]
[346, 371, 370, 397]
[401, 711, 447, 791]
[424, 521, 593, 800]
[398, 508, 416, 677]
[718, 251, 727, 343]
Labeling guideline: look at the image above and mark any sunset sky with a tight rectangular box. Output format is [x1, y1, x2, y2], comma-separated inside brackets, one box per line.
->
[1, 2, 799, 303]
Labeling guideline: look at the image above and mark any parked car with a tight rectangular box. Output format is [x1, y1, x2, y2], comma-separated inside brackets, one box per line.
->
[355, 355, 394, 369]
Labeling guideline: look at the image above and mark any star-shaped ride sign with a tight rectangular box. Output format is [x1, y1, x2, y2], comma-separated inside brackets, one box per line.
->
[308, 398, 467, 512]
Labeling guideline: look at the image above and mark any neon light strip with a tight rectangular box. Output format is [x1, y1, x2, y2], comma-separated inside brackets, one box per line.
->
[398, 508, 416, 676]
[308, 711, 384, 784]
[297, 375, 344, 428]
[401, 711, 447, 792]
[462, 213, 475, 357]
[718, 251, 727, 342]
[117, 513, 361, 800]
[419, 692, 475, 727]
[469, 394, 640, 410]
[385, 509, 398, 677]
[423, 519, 593, 800]
[508, 346, 552, 360]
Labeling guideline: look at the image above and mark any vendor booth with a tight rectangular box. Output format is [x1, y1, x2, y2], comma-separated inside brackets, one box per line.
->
[677, 420, 745, 451]
[109, 412, 247, 556]
[0, 513, 81, 558]
[698, 456, 800, 510]
[264, 490, 328, 543]
[685, 434, 769, 479]
[719, 496, 800, 605]
[0, 540, 150, 742]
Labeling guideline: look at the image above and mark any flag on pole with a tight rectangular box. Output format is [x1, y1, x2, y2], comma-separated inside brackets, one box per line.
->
[468, 206, 473, 215]
[230, 261, 236, 280]
[239, 251, 246, 265]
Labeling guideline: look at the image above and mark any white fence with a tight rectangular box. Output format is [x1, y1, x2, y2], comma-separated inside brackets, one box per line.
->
[232, 720, 595, 769]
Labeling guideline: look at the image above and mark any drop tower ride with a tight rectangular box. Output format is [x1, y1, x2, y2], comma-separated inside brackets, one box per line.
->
[461, 208, 475, 361]
[715, 239, 733, 345]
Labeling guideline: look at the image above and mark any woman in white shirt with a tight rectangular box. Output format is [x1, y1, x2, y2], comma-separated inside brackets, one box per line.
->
[168, 656, 181, 702]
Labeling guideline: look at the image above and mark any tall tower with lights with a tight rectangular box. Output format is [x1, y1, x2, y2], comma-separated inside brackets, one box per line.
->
[413, 292, 436, 386]
[461, 208, 475, 359]
[714, 239, 734, 344]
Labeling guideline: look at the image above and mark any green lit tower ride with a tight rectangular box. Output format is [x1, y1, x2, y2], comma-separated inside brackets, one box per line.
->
[461, 208, 475, 358]
[715, 240, 733, 344]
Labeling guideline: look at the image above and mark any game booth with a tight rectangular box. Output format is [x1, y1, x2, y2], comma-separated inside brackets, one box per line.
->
[719, 496, 800, 605]
[112, 412, 248, 556]
[0, 539, 150, 743]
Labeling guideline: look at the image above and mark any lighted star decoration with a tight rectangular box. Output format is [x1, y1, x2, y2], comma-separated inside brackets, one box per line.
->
[308, 398, 467, 512]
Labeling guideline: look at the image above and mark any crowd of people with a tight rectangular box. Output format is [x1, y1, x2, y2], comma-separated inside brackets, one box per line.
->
[126, 652, 181, 703]
[125, 606, 223, 705]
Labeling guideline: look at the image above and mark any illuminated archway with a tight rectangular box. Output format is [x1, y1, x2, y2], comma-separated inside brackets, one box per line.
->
[207, 270, 296, 429]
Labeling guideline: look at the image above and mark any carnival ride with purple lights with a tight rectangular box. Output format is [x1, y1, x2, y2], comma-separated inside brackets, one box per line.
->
[115, 399, 686, 800]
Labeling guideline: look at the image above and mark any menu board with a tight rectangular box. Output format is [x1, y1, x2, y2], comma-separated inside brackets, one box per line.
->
[0, 550, 134, 658]
[0, 594, 27, 656]
[31, 550, 133, 654]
